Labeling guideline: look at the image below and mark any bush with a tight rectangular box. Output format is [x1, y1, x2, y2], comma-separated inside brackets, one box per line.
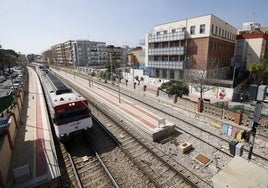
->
[159, 80, 189, 96]
[91, 72, 96, 77]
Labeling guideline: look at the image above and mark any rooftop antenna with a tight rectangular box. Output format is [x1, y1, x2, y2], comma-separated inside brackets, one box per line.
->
[252, 12, 255, 22]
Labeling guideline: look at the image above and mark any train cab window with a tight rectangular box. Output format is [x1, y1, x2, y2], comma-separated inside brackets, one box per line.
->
[54, 108, 90, 125]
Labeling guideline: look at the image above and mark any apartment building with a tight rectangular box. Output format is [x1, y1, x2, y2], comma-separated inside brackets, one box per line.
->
[128, 46, 145, 68]
[72, 40, 107, 67]
[235, 22, 268, 71]
[51, 41, 72, 65]
[145, 14, 237, 80]
[106, 45, 123, 65]
[50, 40, 107, 67]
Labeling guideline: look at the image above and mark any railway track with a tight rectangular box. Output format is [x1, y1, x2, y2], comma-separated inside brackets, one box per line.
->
[54, 70, 267, 187]
[60, 106, 209, 187]
[95, 80, 268, 165]
[56, 72, 211, 187]
[88, 119, 157, 187]
[90, 98, 211, 188]
[60, 133, 117, 188]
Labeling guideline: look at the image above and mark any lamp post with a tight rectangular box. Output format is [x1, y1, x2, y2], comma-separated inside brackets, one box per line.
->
[115, 68, 121, 103]
[110, 52, 112, 82]
[232, 66, 236, 88]
[73, 61, 76, 79]
[89, 73, 93, 88]
[247, 85, 267, 160]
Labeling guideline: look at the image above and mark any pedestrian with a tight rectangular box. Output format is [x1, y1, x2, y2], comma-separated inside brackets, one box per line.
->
[240, 93, 243, 102]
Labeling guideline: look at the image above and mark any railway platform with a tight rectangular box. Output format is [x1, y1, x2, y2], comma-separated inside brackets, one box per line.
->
[5, 67, 60, 187]
[54, 69, 176, 142]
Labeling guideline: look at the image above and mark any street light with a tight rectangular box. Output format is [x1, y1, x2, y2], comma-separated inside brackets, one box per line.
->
[232, 66, 236, 88]
[89, 72, 93, 88]
[115, 68, 121, 103]
[73, 61, 76, 79]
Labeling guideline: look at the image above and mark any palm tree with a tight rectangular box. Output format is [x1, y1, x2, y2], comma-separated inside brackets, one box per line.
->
[249, 59, 268, 84]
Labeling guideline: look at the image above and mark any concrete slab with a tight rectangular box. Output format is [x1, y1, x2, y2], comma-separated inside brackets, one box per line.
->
[212, 156, 268, 188]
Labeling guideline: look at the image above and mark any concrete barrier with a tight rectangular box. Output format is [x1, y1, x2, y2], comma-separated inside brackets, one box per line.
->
[152, 124, 175, 142]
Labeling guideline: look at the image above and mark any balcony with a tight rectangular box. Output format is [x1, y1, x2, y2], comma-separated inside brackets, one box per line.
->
[148, 47, 185, 55]
[148, 31, 186, 42]
[148, 60, 184, 70]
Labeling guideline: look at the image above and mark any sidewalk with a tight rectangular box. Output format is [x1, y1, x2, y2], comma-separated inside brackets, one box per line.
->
[6, 67, 60, 187]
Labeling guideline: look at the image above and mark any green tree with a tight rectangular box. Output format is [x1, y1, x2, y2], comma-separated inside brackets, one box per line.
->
[0, 46, 19, 74]
[159, 80, 189, 97]
[100, 70, 111, 81]
[105, 61, 120, 74]
[104, 60, 120, 80]
[248, 59, 268, 84]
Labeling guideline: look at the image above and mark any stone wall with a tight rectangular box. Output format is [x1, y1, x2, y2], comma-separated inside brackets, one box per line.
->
[0, 70, 28, 187]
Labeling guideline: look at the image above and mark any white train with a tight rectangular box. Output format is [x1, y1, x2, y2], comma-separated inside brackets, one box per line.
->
[37, 66, 93, 141]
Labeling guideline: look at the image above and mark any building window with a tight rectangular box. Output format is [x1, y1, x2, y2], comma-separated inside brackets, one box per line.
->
[200, 24, 205, 34]
[219, 28, 221, 36]
[162, 56, 168, 61]
[190, 26, 196, 35]
[172, 29, 176, 33]
[162, 69, 167, 78]
[156, 69, 160, 77]
[211, 24, 214, 34]
[170, 69, 175, 79]
[215, 26, 218, 35]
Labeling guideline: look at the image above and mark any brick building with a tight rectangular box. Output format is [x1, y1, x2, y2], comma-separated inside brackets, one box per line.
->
[145, 14, 237, 80]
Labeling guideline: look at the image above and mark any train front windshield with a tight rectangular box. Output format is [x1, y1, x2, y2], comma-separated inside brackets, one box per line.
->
[54, 108, 90, 125]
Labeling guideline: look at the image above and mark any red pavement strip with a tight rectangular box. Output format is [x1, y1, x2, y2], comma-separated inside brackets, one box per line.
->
[89, 86, 158, 129]
[35, 76, 47, 176]
[96, 85, 160, 121]
[69, 76, 159, 129]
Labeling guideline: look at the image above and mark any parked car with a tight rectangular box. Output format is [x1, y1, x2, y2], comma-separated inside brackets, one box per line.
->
[7, 88, 15, 95]
[4, 72, 10, 77]
[10, 83, 20, 90]
[0, 76, 7, 83]
[11, 72, 19, 78]
[14, 77, 22, 84]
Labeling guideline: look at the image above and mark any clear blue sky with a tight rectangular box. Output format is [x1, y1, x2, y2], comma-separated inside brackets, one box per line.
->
[0, 0, 267, 55]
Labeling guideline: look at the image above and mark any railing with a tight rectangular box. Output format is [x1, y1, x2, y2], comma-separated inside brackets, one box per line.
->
[148, 47, 185, 55]
[148, 61, 184, 69]
[202, 102, 267, 130]
[148, 31, 186, 42]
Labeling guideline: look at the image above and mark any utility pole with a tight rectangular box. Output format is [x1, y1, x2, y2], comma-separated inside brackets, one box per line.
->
[116, 68, 121, 103]
[73, 62, 75, 79]
[110, 52, 112, 81]
[232, 66, 236, 88]
[248, 85, 267, 160]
